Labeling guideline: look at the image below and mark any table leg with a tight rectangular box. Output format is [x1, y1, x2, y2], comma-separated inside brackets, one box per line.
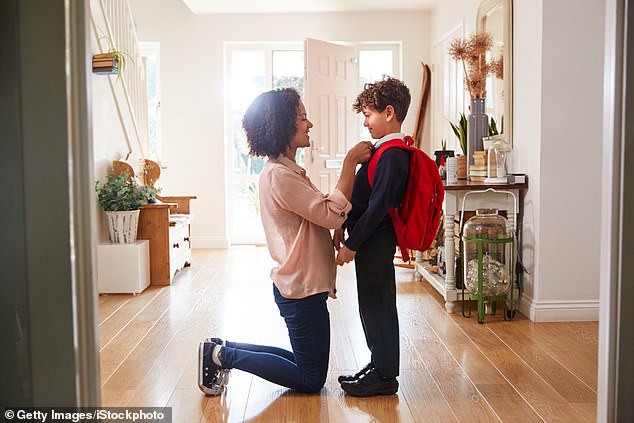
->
[444, 213, 456, 313]
[414, 250, 423, 281]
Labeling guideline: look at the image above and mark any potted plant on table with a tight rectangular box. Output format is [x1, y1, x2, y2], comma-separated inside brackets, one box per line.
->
[95, 169, 157, 243]
[449, 113, 468, 179]
[434, 138, 455, 166]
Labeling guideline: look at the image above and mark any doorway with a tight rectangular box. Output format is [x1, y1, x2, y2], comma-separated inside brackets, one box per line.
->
[223, 43, 304, 245]
[223, 41, 400, 244]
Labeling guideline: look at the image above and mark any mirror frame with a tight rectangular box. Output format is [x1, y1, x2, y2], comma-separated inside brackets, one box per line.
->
[477, 0, 513, 146]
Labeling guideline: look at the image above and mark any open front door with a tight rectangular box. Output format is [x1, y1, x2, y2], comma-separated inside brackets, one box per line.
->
[304, 38, 358, 193]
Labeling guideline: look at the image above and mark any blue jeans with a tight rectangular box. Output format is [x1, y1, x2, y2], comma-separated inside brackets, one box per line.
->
[220, 284, 330, 393]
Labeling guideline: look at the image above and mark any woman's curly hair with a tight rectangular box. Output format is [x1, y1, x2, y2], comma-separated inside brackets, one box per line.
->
[352, 76, 411, 123]
[242, 88, 301, 158]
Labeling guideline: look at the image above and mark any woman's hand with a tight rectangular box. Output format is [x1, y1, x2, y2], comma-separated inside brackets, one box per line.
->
[336, 141, 373, 200]
[345, 141, 373, 165]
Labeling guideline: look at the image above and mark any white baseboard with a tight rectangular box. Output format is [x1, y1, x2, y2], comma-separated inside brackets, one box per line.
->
[519, 296, 599, 322]
[191, 236, 228, 249]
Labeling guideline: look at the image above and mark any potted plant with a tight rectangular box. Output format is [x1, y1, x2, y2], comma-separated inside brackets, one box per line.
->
[92, 34, 131, 76]
[95, 169, 157, 243]
[449, 113, 468, 179]
[433, 139, 454, 180]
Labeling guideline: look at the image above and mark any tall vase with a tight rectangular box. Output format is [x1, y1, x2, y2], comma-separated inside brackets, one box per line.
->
[467, 98, 488, 181]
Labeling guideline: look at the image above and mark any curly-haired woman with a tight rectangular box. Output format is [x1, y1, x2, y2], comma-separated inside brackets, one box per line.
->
[198, 88, 372, 395]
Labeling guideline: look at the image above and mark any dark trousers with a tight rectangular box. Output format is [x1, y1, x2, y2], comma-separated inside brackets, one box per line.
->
[354, 226, 400, 378]
[220, 284, 330, 393]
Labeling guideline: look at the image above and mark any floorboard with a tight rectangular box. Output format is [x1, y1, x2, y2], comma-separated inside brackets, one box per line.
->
[98, 247, 598, 422]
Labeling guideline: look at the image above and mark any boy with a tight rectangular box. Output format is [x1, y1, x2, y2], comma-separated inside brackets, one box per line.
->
[334, 76, 411, 397]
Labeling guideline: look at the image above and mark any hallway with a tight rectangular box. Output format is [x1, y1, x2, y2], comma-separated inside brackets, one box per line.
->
[98, 247, 598, 422]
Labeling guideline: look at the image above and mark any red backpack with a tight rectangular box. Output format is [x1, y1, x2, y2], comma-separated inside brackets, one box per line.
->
[367, 136, 444, 262]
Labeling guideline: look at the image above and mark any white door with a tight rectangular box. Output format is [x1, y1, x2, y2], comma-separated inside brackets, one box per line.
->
[304, 38, 358, 193]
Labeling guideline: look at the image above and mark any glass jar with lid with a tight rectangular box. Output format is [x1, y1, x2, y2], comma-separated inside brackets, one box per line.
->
[485, 137, 512, 183]
[461, 208, 514, 323]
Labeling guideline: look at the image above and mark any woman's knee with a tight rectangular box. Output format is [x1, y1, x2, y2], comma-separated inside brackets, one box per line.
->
[300, 374, 326, 393]
[300, 382, 324, 393]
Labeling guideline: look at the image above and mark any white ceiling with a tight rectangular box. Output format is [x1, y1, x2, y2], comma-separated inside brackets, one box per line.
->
[181, 0, 438, 14]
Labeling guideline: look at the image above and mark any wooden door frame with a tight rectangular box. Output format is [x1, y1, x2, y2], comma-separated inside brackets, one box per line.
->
[0, 0, 100, 406]
[599, 0, 634, 420]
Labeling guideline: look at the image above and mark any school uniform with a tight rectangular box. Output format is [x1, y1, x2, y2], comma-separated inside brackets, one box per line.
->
[344, 132, 410, 379]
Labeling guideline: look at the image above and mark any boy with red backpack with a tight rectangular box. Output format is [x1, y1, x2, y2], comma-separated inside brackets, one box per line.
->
[334, 76, 443, 397]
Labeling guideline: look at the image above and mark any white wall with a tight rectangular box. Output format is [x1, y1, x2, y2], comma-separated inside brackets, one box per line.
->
[90, 26, 131, 244]
[431, 0, 602, 321]
[128, 0, 431, 248]
[536, 0, 603, 319]
[513, 0, 542, 312]
[430, 0, 479, 39]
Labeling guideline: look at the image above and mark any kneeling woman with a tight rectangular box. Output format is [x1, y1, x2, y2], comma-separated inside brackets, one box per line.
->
[198, 88, 371, 395]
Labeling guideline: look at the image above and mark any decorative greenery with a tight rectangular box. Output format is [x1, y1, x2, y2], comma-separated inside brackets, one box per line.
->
[441, 138, 447, 150]
[489, 116, 500, 136]
[273, 76, 304, 97]
[449, 113, 468, 155]
[240, 182, 260, 216]
[98, 34, 133, 77]
[95, 170, 158, 211]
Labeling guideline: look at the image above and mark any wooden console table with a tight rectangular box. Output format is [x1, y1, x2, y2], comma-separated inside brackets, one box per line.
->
[137, 195, 196, 285]
[415, 180, 528, 313]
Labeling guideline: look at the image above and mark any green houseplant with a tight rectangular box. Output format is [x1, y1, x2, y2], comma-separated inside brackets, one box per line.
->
[95, 170, 157, 243]
[449, 113, 468, 156]
[489, 116, 500, 136]
[93, 33, 133, 77]
[449, 113, 468, 179]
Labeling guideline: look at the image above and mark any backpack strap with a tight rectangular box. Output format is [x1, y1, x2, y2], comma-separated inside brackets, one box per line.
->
[367, 136, 414, 187]
[366, 135, 415, 262]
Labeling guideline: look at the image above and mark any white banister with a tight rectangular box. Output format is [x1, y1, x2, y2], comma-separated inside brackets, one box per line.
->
[90, 0, 149, 159]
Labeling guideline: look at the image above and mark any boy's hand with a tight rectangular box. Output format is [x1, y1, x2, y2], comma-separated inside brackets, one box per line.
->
[336, 246, 356, 266]
[345, 141, 373, 164]
[333, 228, 345, 251]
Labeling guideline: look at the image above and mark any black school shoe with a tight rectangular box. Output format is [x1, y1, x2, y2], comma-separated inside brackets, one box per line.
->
[337, 362, 374, 383]
[198, 338, 230, 396]
[340, 369, 399, 397]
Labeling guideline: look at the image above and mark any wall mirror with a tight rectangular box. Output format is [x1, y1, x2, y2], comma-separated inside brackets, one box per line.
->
[477, 0, 513, 145]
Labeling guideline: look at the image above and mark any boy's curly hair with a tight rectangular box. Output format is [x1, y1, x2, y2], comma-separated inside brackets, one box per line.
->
[242, 88, 301, 158]
[352, 76, 411, 123]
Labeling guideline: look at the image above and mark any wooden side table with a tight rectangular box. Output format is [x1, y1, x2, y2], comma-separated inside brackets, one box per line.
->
[415, 179, 528, 313]
[138, 195, 196, 285]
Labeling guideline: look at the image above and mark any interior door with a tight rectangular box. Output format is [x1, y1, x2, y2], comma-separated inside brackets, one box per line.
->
[304, 38, 358, 193]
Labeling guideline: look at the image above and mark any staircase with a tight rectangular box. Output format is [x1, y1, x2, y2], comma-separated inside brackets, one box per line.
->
[90, 0, 149, 174]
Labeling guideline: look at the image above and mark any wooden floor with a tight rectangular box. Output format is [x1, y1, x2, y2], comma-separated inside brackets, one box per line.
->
[98, 247, 598, 422]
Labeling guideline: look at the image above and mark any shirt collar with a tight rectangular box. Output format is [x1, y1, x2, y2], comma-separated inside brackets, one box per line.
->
[373, 132, 405, 149]
[275, 154, 307, 177]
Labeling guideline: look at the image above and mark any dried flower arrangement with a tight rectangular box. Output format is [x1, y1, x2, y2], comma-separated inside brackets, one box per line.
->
[448, 31, 502, 99]
[490, 53, 504, 80]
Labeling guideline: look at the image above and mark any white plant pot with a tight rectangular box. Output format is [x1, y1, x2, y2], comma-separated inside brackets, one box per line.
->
[106, 210, 140, 243]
